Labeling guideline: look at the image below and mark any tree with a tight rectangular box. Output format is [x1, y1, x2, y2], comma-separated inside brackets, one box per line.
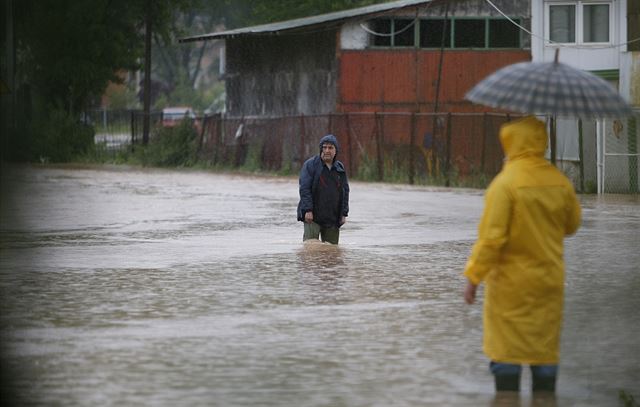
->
[148, 0, 388, 112]
[149, 0, 252, 111]
[247, 0, 388, 25]
[9, 0, 192, 159]
[14, 0, 148, 116]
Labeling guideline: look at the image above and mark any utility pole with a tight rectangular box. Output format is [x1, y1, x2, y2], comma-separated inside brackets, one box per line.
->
[2, 0, 15, 160]
[142, 0, 152, 145]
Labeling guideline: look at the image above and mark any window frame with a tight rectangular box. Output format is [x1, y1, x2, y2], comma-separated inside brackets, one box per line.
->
[545, 1, 613, 46]
[368, 17, 522, 50]
[418, 16, 524, 50]
[488, 18, 523, 48]
[419, 17, 452, 49]
[369, 17, 416, 48]
[452, 17, 488, 49]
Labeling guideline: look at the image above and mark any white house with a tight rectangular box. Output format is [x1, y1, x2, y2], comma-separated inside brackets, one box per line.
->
[531, 0, 639, 193]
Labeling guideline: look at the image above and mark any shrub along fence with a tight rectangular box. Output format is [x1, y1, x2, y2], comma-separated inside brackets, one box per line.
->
[196, 112, 520, 187]
[89, 109, 639, 192]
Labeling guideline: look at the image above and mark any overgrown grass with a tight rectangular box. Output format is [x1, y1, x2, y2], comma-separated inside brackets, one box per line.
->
[240, 140, 264, 172]
[83, 133, 493, 189]
[352, 148, 492, 189]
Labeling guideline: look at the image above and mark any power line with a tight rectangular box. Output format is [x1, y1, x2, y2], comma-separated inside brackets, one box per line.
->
[359, 17, 417, 37]
[359, 2, 432, 38]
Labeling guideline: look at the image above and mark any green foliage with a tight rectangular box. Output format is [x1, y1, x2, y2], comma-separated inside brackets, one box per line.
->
[14, 0, 146, 115]
[10, 0, 193, 162]
[354, 152, 380, 182]
[153, 72, 224, 113]
[240, 140, 264, 172]
[136, 120, 199, 167]
[620, 390, 638, 407]
[105, 85, 140, 110]
[150, 1, 234, 112]
[352, 147, 492, 188]
[248, 0, 388, 24]
[28, 108, 96, 163]
[584, 179, 598, 194]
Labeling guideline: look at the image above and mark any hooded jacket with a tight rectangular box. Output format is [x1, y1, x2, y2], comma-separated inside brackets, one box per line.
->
[464, 116, 581, 365]
[297, 134, 349, 225]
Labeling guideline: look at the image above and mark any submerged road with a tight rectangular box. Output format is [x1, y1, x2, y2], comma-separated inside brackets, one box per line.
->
[1, 164, 638, 406]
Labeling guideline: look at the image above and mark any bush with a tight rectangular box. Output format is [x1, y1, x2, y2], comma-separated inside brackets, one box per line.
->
[30, 109, 95, 162]
[137, 119, 198, 167]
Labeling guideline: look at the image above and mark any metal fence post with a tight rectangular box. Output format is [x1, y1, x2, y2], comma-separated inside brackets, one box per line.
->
[197, 114, 206, 154]
[213, 115, 222, 165]
[550, 115, 557, 166]
[409, 111, 416, 184]
[299, 114, 306, 168]
[130, 110, 135, 152]
[375, 112, 384, 181]
[629, 116, 638, 193]
[445, 112, 452, 187]
[345, 113, 353, 176]
[481, 112, 487, 173]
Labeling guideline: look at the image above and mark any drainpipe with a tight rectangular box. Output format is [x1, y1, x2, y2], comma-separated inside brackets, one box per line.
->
[578, 118, 584, 193]
[596, 119, 604, 194]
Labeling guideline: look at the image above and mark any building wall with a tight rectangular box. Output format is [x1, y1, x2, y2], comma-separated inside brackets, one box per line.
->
[337, 49, 530, 112]
[225, 31, 337, 118]
[531, 0, 625, 70]
[337, 0, 531, 112]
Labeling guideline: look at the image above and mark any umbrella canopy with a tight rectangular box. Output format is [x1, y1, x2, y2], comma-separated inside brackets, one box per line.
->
[465, 55, 632, 119]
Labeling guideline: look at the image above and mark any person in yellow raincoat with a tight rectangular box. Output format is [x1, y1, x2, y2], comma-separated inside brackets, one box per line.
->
[463, 116, 581, 393]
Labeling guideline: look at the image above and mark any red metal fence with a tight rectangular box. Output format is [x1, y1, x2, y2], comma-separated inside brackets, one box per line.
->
[197, 112, 520, 187]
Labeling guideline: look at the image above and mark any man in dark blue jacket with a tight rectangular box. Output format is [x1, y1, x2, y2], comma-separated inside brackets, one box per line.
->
[297, 134, 350, 244]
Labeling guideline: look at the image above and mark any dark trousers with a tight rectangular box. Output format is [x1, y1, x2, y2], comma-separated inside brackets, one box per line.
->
[490, 362, 557, 392]
[303, 222, 340, 244]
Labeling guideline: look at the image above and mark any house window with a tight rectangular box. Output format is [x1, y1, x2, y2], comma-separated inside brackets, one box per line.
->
[549, 5, 576, 42]
[371, 19, 392, 46]
[420, 19, 451, 48]
[583, 4, 609, 42]
[547, 1, 611, 44]
[370, 18, 415, 47]
[489, 19, 521, 48]
[394, 18, 416, 46]
[418, 18, 521, 49]
[454, 19, 486, 48]
[369, 17, 522, 49]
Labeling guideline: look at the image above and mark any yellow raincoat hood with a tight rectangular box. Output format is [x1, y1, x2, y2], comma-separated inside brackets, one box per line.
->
[499, 116, 547, 160]
[464, 116, 581, 365]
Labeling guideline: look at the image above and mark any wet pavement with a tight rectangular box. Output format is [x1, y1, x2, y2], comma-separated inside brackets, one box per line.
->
[1, 164, 638, 406]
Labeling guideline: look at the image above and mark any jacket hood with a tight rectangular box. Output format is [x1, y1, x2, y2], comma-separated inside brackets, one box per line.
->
[499, 116, 548, 160]
[319, 134, 340, 155]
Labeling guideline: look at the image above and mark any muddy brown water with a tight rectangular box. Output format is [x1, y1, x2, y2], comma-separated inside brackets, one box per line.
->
[1, 165, 638, 406]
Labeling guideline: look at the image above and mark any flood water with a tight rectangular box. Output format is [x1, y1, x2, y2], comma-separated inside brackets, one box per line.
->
[1, 164, 638, 407]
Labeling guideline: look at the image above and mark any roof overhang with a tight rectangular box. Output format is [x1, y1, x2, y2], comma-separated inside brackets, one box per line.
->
[179, 0, 434, 43]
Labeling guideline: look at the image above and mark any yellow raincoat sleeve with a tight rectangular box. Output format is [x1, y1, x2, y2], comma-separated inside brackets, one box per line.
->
[564, 189, 581, 236]
[463, 176, 512, 285]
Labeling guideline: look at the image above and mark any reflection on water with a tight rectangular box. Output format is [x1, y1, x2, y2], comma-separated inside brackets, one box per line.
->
[1, 164, 638, 406]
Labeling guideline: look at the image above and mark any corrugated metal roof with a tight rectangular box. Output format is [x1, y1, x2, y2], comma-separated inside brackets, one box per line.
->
[179, 0, 434, 43]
